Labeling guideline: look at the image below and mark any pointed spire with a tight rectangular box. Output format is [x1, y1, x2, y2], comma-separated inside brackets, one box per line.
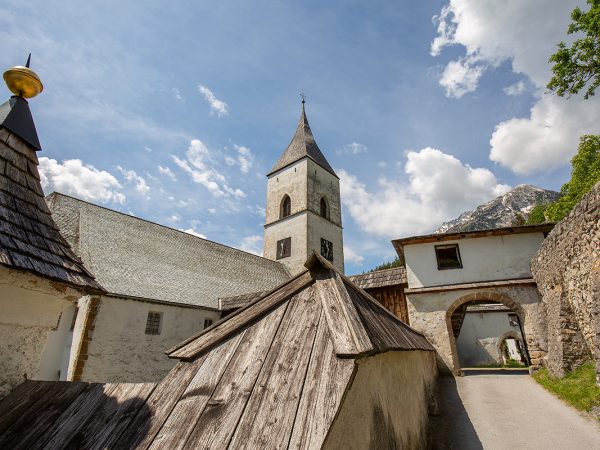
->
[268, 100, 337, 178]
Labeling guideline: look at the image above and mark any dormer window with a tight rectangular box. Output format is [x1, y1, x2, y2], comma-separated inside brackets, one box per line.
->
[320, 197, 328, 219]
[281, 195, 291, 218]
[435, 244, 462, 270]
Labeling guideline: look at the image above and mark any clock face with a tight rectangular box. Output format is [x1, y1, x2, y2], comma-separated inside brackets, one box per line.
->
[276, 237, 291, 259]
[320, 238, 333, 262]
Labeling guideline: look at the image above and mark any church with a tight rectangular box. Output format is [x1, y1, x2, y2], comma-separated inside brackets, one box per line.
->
[0, 60, 408, 394]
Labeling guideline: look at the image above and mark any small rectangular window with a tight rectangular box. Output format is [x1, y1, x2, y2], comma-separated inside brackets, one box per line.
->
[204, 318, 214, 329]
[321, 238, 334, 262]
[508, 313, 519, 327]
[145, 311, 162, 335]
[435, 244, 462, 270]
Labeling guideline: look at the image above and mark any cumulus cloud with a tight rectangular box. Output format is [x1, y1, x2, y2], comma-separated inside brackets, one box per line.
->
[344, 244, 365, 265]
[117, 166, 150, 194]
[173, 139, 246, 199]
[39, 157, 125, 204]
[431, 0, 599, 175]
[503, 80, 526, 97]
[180, 228, 207, 239]
[340, 147, 510, 237]
[158, 165, 177, 181]
[336, 142, 368, 155]
[438, 57, 484, 98]
[198, 85, 228, 117]
[238, 235, 263, 256]
[490, 95, 600, 174]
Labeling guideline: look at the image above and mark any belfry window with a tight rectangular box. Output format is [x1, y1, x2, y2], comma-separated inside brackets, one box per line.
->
[320, 197, 328, 219]
[281, 195, 291, 218]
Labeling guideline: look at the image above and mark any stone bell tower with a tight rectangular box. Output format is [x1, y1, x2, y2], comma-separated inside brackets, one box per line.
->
[263, 101, 344, 275]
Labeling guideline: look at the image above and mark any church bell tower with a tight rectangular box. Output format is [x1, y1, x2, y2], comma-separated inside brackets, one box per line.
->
[263, 101, 344, 275]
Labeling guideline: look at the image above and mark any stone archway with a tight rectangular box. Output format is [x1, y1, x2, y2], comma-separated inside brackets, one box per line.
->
[497, 330, 527, 365]
[445, 291, 528, 374]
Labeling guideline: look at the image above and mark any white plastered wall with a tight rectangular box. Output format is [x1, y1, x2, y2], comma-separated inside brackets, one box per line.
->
[324, 350, 437, 450]
[404, 232, 546, 288]
[0, 267, 81, 397]
[79, 295, 220, 383]
[456, 311, 523, 366]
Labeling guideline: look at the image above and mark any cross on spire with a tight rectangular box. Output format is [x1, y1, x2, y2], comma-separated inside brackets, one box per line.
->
[300, 90, 306, 104]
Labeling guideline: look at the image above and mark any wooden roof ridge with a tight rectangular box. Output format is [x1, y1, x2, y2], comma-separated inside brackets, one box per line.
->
[307, 253, 435, 356]
[166, 269, 314, 360]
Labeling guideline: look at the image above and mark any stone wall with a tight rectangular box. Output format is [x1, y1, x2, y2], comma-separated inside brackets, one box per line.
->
[531, 181, 600, 382]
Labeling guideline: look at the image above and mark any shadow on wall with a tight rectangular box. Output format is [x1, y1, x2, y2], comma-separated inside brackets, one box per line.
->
[428, 376, 483, 450]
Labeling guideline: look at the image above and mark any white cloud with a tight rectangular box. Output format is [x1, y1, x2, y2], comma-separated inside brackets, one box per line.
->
[336, 142, 368, 155]
[173, 139, 246, 199]
[344, 245, 365, 265]
[225, 145, 255, 173]
[117, 166, 150, 194]
[169, 214, 181, 222]
[179, 228, 207, 239]
[158, 165, 177, 181]
[431, 0, 599, 175]
[438, 57, 485, 98]
[172, 87, 183, 101]
[490, 95, 600, 175]
[340, 147, 510, 237]
[503, 80, 526, 96]
[198, 85, 229, 117]
[39, 157, 125, 204]
[238, 235, 263, 256]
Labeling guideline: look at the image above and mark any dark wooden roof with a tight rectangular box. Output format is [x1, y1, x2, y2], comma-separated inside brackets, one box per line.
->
[0, 254, 433, 449]
[392, 223, 556, 260]
[268, 103, 337, 178]
[0, 129, 103, 291]
[348, 266, 407, 289]
[0, 380, 155, 449]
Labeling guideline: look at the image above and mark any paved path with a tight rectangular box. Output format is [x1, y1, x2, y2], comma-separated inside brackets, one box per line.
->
[429, 369, 600, 449]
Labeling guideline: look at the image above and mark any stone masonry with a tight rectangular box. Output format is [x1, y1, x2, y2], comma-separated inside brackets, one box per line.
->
[531, 181, 600, 384]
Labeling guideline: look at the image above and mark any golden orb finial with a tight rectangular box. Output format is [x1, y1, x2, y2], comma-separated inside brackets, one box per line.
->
[3, 54, 43, 99]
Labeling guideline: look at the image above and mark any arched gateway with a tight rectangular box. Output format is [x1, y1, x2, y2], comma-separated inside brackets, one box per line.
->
[392, 224, 553, 374]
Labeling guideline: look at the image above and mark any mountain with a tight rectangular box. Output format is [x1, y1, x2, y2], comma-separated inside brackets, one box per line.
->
[435, 185, 561, 234]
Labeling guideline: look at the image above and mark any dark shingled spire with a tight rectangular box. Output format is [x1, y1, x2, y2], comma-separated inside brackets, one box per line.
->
[268, 102, 337, 178]
[0, 96, 41, 150]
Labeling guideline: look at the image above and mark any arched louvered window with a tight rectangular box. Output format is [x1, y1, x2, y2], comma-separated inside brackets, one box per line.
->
[320, 197, 328, 219]
[281, 195, 291, 218]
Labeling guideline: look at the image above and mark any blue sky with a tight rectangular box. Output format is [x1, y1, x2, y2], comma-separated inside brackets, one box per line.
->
[1, 0, 598, 274]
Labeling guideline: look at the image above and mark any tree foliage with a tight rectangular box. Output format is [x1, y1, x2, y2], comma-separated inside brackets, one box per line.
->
[527, 135, 600, 224]
[547, 0, 600, 99]
[369, 256, 405, 273]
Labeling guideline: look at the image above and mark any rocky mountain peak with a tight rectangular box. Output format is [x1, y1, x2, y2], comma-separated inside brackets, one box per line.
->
[435, 185, 560, 234]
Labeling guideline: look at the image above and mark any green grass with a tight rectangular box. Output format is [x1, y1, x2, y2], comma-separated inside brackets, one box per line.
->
[533, 362, 600, 418]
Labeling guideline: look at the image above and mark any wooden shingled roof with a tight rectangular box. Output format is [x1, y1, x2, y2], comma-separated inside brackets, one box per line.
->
[0, 126, 103, 291]
[348, 266, 407, 290]
[0, 254, 433, 449]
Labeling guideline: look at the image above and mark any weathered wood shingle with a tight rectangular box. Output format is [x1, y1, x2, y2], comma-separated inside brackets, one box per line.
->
[348, 266, 407, 289]
[0, 128, 102, 291]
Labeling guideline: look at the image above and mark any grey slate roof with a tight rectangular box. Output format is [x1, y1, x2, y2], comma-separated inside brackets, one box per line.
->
[0, 255, 434, 449]
[348, 266, 407, 289]
[0, 128, 102, 291]
[268, 103, 337, 177]
[46, 193, 291, 309]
